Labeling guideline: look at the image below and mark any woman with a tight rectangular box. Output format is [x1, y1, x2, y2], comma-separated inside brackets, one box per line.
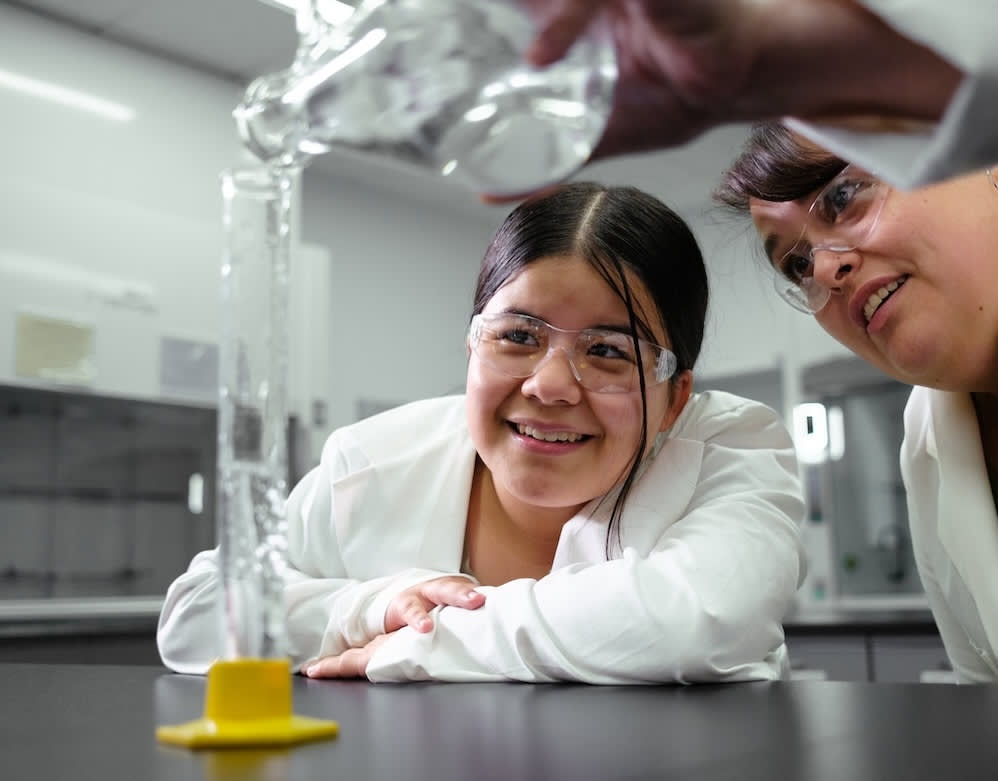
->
[158, 182, 805, 683]
[716, 122, 998, 683]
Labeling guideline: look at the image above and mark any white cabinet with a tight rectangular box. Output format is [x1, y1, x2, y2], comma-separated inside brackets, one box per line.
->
[785, 631, 953, 682]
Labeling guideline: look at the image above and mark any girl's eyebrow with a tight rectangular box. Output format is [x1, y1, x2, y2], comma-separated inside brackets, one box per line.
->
[593, 322, 662, 346]
[500, 309, 656, 342]
[497, 306, 628, 331]
[590, 323, 632, 334]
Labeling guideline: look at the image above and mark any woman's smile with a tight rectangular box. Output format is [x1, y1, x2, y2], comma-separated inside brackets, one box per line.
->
[850, 273, 910, 331]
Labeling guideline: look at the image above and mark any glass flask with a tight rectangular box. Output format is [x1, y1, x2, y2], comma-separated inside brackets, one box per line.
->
[234, 0, 617, 197]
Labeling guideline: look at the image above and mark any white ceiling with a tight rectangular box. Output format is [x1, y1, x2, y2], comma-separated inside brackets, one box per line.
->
[5, 0, 753, 221]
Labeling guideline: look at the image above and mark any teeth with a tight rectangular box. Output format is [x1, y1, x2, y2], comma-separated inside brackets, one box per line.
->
[517, 424, 584, 443]
[863, 276, 908, 322]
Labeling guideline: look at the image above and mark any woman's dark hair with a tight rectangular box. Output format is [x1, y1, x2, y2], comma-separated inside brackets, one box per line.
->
[714, 121, 848, 213]
[471, 181, 709, 556]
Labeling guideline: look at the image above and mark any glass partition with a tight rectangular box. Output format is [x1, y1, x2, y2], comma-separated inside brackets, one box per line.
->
[0, 384, 215, 601]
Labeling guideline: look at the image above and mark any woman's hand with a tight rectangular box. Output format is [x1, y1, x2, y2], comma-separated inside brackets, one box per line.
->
[521, 0, 958, 164]
[526, 0, 763, 160]
[479, 0, 759, 205]
[384, 576, 486, 634]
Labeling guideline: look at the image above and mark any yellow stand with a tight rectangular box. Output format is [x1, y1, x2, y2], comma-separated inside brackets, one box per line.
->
[156, 658, 340, 749]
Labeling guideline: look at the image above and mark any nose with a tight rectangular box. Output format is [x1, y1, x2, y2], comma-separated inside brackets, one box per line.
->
[811, 246, 862, 293]
[520, 347, 584, 404]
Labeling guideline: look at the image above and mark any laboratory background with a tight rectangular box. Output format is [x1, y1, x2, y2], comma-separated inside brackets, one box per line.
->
[0, 0, 949, 682]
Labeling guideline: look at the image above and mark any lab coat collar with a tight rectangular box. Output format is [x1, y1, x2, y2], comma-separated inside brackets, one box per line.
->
[552, 434, 703, 566]
[332, 428, 478, 577]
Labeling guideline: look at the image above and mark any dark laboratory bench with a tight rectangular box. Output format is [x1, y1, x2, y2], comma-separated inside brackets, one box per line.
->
[0, 598, 948, 680]
[0, 597, 162, 665]
[784, 605, 937, 635]
[4, 663, 997, 781]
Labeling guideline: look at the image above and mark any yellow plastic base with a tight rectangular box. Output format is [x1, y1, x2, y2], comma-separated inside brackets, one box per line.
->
[156, 658, 339, 749]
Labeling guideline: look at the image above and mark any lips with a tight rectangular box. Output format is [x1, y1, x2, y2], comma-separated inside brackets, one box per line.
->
[862, 275, 909, 323]
[508, 420, 593, 444]
[850, 274, 910, 328]
[516, 423, 586, 443]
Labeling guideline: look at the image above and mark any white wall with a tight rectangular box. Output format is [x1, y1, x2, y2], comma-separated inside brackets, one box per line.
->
[691, 210, 852, 418]
[0, 4, 497, 435]
[1, 5, 239, 400]
[298, 172, 497, 432]
[0, 4, 852, 441]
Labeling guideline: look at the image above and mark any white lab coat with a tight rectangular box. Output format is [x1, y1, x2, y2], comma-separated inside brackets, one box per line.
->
[158, 391, 806, 683]
[787, 1, 998, 188]
[901, 387, 998, 682]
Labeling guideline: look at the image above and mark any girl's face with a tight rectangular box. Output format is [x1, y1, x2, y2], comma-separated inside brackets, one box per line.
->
[465, 254, 692, 519]
[751, 169, 998, 393]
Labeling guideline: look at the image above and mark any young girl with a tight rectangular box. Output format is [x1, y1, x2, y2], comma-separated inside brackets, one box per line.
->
[158, 182, 805, 683]
[717, 123, 998, 682]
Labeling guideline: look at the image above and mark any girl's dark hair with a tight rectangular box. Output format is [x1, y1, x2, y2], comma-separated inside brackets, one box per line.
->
[714, 122, 848, 213]
[471, 181, 709, 556]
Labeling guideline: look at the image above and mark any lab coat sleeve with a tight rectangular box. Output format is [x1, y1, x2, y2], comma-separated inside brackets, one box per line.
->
[900, 398, 996, 684]
[785, 1, 998, 188]
[366, 403, 805, 684]
[156, 439, 466, 675]
[911, 558, 995, 684]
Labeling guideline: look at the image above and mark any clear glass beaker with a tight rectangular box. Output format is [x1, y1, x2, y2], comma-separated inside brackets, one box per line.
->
[234, 0, 617, 197]
[217, 165, 299, 661]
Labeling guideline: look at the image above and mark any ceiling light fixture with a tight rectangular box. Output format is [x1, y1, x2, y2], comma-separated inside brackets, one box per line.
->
[0, 67, 135, 122]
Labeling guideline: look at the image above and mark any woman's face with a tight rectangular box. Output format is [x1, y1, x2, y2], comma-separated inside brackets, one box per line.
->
[751, 169, 998, 392]
[465, 254, 692, 518]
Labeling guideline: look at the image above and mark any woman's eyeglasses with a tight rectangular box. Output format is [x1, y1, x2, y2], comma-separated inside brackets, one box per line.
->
[771, 166, 890, 314]
[468, 312, 677, 394]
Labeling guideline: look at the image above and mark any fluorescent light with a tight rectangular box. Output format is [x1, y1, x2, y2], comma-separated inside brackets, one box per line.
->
[0, 67, 135, 122]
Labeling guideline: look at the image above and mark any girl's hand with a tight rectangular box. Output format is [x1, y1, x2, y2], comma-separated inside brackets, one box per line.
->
[302, 576, 485, 678]
[302, 634, 390, 679]
[384, 576, 486, 634]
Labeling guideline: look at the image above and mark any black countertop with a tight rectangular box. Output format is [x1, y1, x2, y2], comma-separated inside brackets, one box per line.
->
[0, 596, 162, 638]
[0, 596, 940, 638]
[3, 663, 996, 781]
[783, 605, 937, 635]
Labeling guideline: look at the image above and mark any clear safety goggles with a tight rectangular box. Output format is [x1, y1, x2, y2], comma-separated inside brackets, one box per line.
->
[772, 165, 890, 314]
[468, 312, 677, 394]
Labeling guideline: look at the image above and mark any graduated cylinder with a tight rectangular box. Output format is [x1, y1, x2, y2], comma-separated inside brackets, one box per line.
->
[217, 166, 300, 661]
